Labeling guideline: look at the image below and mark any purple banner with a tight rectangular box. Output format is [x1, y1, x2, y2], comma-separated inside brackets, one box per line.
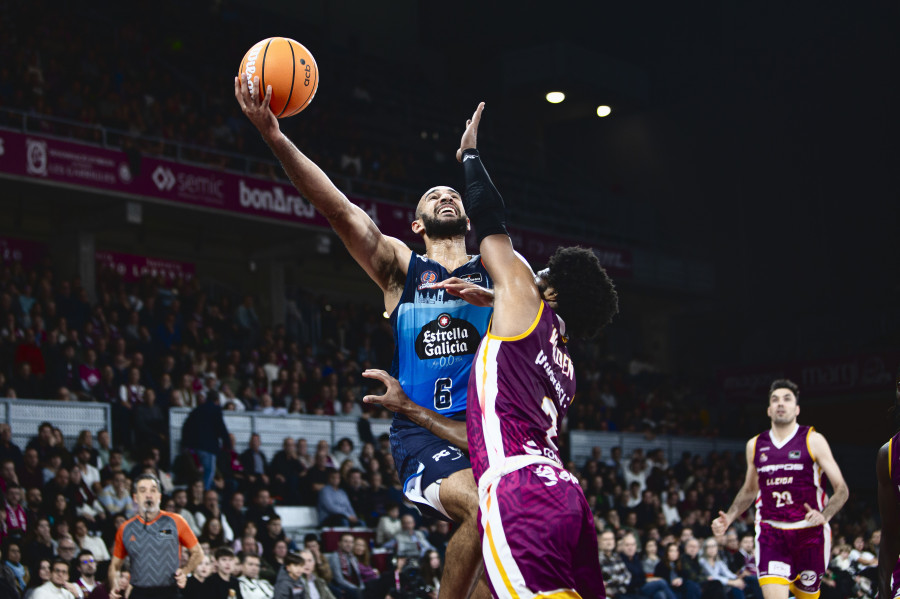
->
[0, 129, 632, 276]
[0, 237, 46, 267]
[96, 250, 196, 284]
[718, 352, 900, 400]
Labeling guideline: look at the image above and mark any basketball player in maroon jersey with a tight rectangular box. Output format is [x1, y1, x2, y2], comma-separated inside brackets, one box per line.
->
[712, 379, 848, 599]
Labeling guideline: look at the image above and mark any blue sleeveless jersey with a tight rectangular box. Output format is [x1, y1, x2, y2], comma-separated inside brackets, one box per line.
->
[390, 252, 492, 417]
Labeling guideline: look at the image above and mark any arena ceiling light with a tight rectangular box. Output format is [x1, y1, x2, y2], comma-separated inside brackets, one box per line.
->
[545, 91, 566, 104]
[596, 105, 612, 117]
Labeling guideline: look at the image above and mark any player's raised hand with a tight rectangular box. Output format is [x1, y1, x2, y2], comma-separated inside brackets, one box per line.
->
[711, 510, 730, 536]
[803, 502, 826, 526]
[362, 370, 415, 415]
[430, 277, 494, 307]
[235, 74, 280, 140]
[456, 102, 485, 162]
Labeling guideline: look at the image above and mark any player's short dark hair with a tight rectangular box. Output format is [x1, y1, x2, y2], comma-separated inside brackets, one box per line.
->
[284, 553, 304, 567]
[769, 379, 800, 402]
[545, 246, 618, 340]
[214, 547, 235, 560]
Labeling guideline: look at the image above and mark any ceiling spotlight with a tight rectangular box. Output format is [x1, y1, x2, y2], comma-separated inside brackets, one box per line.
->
[596, 105, 612, 117]
[545, 92, 566, 104]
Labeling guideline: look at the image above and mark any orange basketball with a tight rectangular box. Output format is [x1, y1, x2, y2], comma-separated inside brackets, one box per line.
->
[238, 37, 319, 118]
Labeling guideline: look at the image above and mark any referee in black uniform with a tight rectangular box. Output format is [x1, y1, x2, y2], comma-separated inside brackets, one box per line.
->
[109, 473, 204, 599]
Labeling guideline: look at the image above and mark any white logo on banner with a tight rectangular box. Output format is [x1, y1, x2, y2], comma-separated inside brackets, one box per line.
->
[118, 163, 132, 183]
[26, 139, 47, 176]
[152, 166, 176, 191]
[0, 138, 5, 156]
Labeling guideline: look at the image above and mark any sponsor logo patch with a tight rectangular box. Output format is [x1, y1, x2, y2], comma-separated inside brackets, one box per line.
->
[767, 560, 791, 578]
[416, 316, 479, 359]
[789, 450, 801, 459]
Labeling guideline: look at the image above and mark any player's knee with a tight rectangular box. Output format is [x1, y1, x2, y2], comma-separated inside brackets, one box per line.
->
[440, 470, 479, 522]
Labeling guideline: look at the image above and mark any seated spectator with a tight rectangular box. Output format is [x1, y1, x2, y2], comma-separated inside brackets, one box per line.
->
[273, 552, 306, 599]
[200, 546, 242, 598]
[332, 438, 361, 471]
[23, 558, 51, 599]
[303, 534, 333, 585]
[598, 530, 631, 599]
[318, 468, 361, 527]
[237, 551, 274, 599]
[265, 539, 288, 572]
[195, 489, 234, 542]
[68, 466, 106, 525]
[654, 543, 701, 599]
[257, 516, 295, 560]
[699, 538, 745, 599]
[642, 539, 661, 577]
[351, 537, 381, 585]
[239, 434, 269, 492]
[0, 425, 23, 470]
[198, 518, 226, 550]
[268, 438, 307, 505]
[171, 487, 202, 536]
[298, 547, 337, 599]
[31, 558, 80, 599]
[620, 532, 673, 599]
[5, 485, 27, 537]
[98, 472, 134, 517]
[73, 549, 108, 598]
[24, 518, 54, 572]
[72, 518, 109, 562]
[18, 449, 43, 494]
[327, 533, 365, 599]
[4, 539, 28, 595]
[184, 553, 214, 597]
[382, 515, 434, 560]
[245, 488, 278, 528]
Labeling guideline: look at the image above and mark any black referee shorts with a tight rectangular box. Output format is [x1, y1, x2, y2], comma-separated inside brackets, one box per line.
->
[130, 586, 179, 599]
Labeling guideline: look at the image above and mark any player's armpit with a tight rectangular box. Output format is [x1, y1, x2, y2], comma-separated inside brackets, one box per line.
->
[479, 235, 542, 339]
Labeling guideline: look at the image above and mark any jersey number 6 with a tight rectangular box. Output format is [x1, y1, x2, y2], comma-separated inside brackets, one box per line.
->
[434, 378, 452, 410]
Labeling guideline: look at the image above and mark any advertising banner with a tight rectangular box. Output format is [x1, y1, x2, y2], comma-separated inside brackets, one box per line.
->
[0, 129, 632, 276]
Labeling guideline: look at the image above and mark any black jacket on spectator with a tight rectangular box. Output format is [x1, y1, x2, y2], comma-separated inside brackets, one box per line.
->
[199, 573, 243, 599]
[621, 553, 647, 594]
[182, 397, 231, 454]
[239, 448, 268, 478]
[0, 440, 23, 469]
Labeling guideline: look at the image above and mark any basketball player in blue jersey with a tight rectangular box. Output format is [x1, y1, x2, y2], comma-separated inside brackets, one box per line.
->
[368, 102, 619, 598]
[236, 74, 492, 599]
[712, 380, 848, 599]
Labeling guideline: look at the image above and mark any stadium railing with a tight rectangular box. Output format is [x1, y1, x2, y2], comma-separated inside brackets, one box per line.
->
[0, 398, 112, 451]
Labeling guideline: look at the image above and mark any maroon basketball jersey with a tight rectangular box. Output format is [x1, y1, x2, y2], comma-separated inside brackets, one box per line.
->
[467, 302, 576, 486]
[753, 425, 827, 525]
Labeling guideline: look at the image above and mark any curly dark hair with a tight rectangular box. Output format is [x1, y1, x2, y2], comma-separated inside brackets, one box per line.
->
[545, 246, 618, 340]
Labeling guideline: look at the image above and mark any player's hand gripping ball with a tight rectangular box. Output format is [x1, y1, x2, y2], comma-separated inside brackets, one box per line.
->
[238, 37, 319, 118]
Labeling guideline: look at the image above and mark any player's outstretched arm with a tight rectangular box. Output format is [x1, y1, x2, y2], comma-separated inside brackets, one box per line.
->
[362, 369, 468, 451]
[877, 442, 899, 599]
[234, 74, 410, 295]
[456, 103, 541, 338]
[808, 432, 848, 523]
[712, 438, 759, 536]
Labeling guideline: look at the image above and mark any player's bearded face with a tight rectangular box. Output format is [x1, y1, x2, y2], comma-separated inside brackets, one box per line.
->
[421, 211, 468, 238]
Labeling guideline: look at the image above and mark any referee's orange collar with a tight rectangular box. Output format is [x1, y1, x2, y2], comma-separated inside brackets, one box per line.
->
[135, 509, 166, 526]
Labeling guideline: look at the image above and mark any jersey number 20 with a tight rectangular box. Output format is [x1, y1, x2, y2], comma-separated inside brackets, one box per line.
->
[434, 378, 452, 410]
